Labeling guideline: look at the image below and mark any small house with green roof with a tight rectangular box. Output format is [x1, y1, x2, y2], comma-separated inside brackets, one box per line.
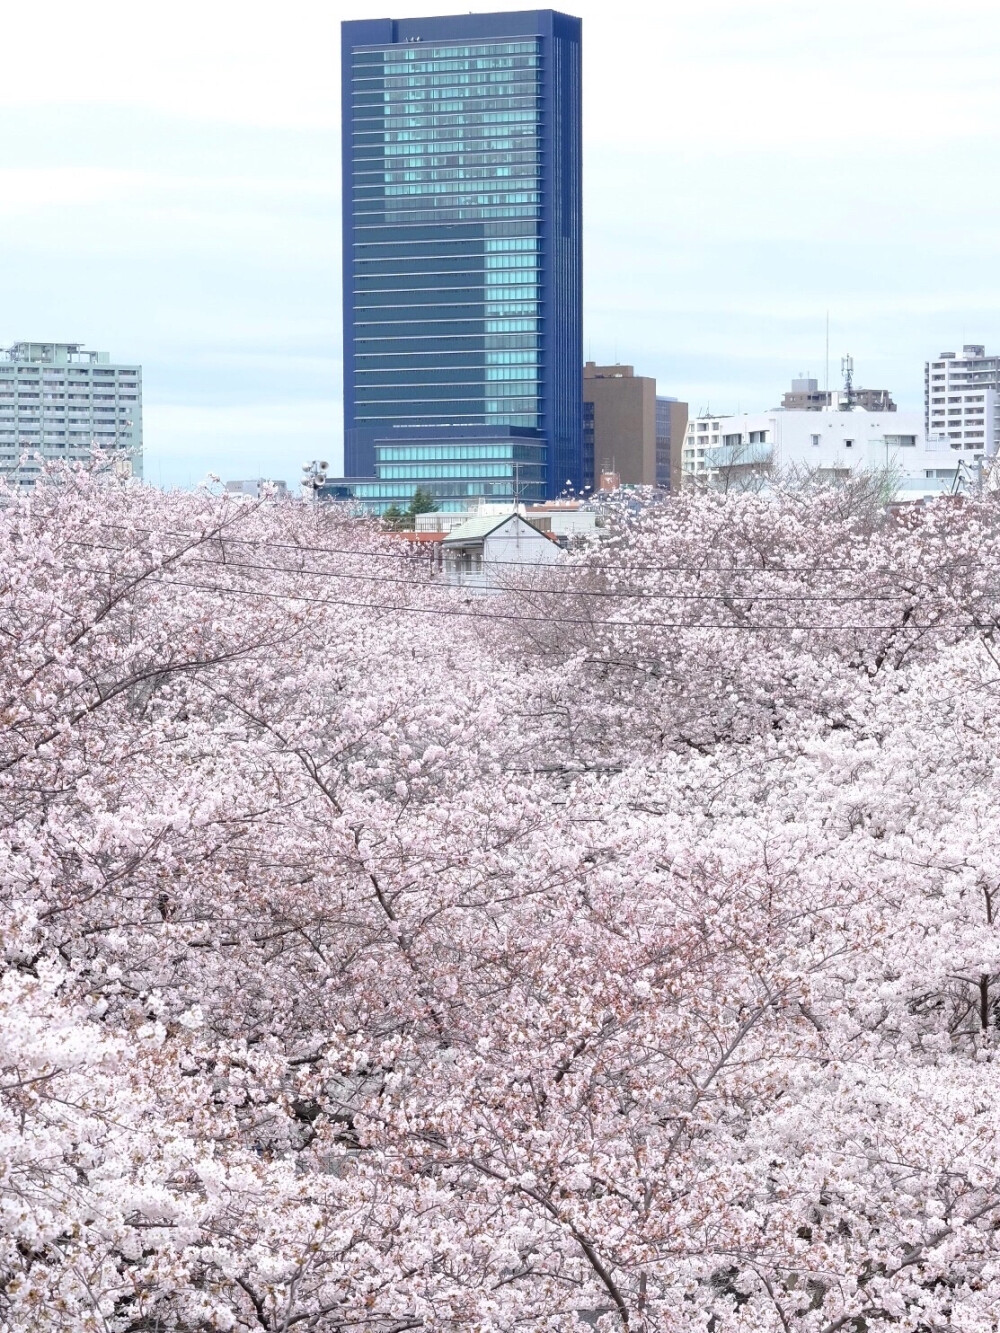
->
[441, 511, 563, 594]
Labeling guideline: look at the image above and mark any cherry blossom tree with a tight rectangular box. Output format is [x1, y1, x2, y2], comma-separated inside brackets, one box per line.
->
[3, 468, 1000, 1330]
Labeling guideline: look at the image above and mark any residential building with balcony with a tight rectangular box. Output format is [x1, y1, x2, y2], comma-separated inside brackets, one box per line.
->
[0, 342, 142, 488]
[925, 346, 1000, 455]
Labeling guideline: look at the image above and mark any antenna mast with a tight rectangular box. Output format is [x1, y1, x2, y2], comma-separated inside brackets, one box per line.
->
[841, 353, 854, 411]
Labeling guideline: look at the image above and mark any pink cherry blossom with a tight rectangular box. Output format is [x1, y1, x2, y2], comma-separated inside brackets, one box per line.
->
[1, 469, 1000, 1330]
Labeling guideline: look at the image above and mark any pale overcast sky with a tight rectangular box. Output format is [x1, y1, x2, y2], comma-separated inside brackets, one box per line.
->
[2, 0, 1000, 487]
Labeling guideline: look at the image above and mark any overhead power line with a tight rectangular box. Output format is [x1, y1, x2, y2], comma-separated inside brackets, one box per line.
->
[63, 562, 959, 635]
[81, 518, 980, 579]
[64, 539, 918, 604]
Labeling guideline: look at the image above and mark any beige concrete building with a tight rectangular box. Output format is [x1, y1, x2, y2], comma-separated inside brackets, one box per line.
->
[583, 362, 657, 488]
[582, 362, 686, 492]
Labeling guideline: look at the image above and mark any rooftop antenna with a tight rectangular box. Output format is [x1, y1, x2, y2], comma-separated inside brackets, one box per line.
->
[825, 311, 830, 397]
[841, 353, 854, 410]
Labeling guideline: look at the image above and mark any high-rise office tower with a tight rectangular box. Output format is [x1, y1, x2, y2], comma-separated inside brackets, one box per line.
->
[0, 342, 142, 489]
[340, 10, 583, 511]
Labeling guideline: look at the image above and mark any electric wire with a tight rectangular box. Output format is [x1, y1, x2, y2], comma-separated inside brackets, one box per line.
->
[64, 539, 920, 604]
[62, 533, 970, 610]
[62, 561, 967, 636]
[83, 518, 982, 579]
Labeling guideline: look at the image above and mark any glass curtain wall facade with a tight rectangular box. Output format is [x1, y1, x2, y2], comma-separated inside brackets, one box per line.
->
[351, 429, 546, 509]
[655, 396, 675, 489]
[341, 11, 582, 506]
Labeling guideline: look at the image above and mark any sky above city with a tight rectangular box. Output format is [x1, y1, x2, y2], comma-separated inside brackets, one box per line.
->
[3, 0, 1000, 487]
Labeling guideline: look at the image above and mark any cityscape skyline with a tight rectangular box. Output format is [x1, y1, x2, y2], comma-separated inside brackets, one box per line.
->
[5, 6, 1000, 1316]
[4, 0, 1000, 486]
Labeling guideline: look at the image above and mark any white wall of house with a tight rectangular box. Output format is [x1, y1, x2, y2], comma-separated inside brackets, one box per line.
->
[444, 514, 563, 594]
[484, 518, 564, 573]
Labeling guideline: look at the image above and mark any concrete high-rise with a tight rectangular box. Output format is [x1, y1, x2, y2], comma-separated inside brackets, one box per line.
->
[340, 11, 583, 511]
[925, 346, 1000, 456]
[0, 342, 142, 489]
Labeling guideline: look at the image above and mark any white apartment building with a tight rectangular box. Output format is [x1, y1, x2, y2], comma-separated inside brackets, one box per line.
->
[0, 342, 142, 488]
[682, 408, 965, 499]
[924, 345, 1000, 455]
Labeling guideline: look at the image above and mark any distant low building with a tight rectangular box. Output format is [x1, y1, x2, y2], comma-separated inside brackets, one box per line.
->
[225, 479, 289, 499]
[0, 341, 142, 488]
[415, 500, 603, 542]
[524, 500, 604, 539]
[780, 375, 895, 413]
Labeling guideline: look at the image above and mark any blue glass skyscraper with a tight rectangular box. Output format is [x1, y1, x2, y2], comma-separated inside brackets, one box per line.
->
[341, 10, 582, 510]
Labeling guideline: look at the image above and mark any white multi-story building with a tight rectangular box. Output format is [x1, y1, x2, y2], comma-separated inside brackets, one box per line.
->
[682, 407, 967, 499]
[0, 342, 142, 488]
[924, 345, 1000, 455]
